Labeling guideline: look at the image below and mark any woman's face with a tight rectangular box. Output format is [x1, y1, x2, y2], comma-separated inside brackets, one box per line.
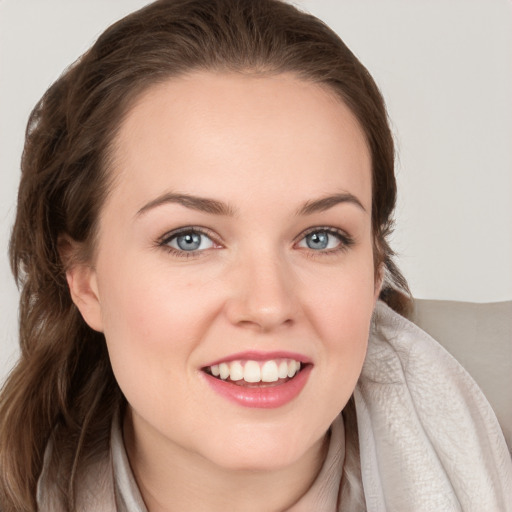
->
[75, 72, 379, 471]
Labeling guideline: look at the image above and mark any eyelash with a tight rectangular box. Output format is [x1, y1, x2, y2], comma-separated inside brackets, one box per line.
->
[158, 226, 219, 258]
[295, 227, 355, 257]
[157, 226, 354, 259]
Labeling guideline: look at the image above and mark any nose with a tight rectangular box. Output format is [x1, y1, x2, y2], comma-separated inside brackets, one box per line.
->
[224, 251, 300, 332]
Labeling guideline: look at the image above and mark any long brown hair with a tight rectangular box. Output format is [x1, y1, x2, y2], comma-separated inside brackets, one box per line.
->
[0, 0, 410, 509]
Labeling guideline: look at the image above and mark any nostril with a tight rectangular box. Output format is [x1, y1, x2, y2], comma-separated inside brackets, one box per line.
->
[234, 316, 296, 333]
[223, 270, 299, 330]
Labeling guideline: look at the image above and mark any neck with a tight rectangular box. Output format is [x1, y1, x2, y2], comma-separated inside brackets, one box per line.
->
[123, 410, 330, 512]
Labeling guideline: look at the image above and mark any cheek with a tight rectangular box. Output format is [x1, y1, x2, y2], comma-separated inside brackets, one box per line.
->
[305, 249, 376, 334]
[98, 246, 214, 337]
[303, 254, 376, 402]
[94, 255, 217, 404]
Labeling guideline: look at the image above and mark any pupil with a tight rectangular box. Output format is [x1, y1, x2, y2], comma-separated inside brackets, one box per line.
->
[307, 231, 328, 250]
[177, 232, 201, 251]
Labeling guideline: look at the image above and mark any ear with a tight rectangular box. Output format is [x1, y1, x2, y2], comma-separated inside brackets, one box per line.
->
[59, 237, 104, 332]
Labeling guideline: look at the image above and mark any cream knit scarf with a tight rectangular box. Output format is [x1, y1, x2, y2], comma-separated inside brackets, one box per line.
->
[37, 301, 512, 511]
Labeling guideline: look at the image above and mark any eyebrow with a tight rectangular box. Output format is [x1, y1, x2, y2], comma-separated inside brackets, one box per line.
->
[136, 191, 365, 218]
[136, 192, 236, 217]
[296, 193, 366, 215]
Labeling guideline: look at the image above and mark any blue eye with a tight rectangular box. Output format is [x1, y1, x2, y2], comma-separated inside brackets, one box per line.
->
[165, 230, 214, 252]
[297, 229, 349, 251]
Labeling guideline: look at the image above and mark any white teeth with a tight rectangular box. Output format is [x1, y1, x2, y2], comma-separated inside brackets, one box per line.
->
[208, 358, 302, 383]
[244, 360, 261, 383]
[219, 363, 230, 380]
[229, 361, 244, 381]
[261, 360, 279, 382]
[287, 360, 301, 378]
[278, 361, 289, 379]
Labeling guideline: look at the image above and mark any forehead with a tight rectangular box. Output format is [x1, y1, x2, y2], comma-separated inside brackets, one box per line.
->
[108, 71, 372, 213]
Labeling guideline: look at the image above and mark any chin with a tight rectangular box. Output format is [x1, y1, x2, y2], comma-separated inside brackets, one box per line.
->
[208, 448, 301, 473]
[198, 423, 326, 473]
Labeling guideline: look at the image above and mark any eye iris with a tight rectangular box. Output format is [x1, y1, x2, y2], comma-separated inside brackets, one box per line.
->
[176, 232, 201, 251]
[306, 231, 329, 250]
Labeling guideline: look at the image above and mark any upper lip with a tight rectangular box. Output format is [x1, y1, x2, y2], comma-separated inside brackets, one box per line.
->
[202, 350, 312, 368]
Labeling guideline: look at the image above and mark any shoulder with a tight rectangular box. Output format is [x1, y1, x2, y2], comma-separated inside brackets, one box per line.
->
[37, 425, 115, 512]
[353, 301, 512, 510]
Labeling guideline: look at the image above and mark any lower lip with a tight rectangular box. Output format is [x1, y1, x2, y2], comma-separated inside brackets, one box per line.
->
[202, 365, 312, 409]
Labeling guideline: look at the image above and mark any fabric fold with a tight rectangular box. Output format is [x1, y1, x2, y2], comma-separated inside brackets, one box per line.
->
[355, 301, 512, 511]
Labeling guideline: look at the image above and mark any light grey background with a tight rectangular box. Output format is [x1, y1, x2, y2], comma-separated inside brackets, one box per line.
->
[1, 0, 511, 383]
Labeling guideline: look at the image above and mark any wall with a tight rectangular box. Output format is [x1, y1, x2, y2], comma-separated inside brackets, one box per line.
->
[1, 0, 511, 383]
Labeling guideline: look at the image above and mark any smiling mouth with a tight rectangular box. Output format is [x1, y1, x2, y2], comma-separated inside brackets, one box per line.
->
[203, 358, 305, 387]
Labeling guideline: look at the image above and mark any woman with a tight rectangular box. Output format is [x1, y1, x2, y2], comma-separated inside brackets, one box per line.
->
[0, 1, 510, 511]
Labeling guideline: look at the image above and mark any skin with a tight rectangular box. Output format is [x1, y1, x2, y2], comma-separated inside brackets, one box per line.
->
[68, 72, 381, 511]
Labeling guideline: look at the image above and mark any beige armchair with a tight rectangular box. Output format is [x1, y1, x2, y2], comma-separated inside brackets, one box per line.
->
[408, 299, 512, 454]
